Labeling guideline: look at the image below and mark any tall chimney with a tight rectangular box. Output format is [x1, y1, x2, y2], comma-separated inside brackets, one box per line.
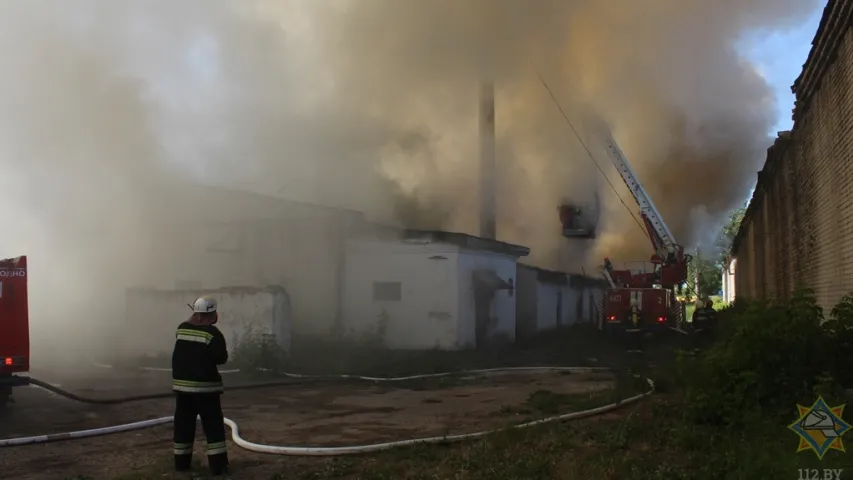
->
[479, 80, 496, 240]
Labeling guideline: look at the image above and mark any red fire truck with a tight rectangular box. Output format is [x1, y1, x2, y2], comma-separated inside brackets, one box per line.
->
[0, 255, 30, 407]
[560, 123, 691, 335]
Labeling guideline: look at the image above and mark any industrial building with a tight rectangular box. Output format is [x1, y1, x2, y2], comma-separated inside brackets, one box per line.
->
[515, 264, 608, 341]
[117, 182, 540, 356]
[133, 182, 363, 337]
[730, 0, 853, 312]
[721, 256, 737, 304]
[116, 78, 609, 356]
[342, 227, 528, 349]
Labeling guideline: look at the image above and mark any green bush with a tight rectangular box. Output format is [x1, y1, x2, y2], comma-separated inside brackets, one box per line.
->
[823, 293, 853, 388]
[230, 327, 288, 374]
[677, 289, 850, 427]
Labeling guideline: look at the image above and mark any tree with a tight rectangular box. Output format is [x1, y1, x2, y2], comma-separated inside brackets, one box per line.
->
[718, 205, 746, 256]
[687, 205, 746, 299]
[688, 250, 723, 298]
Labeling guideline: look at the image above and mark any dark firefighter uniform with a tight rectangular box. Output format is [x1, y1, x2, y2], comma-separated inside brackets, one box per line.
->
[689, 300, 718, 351]
[692, 300, 718, 332]
[172, 296, 229, 475]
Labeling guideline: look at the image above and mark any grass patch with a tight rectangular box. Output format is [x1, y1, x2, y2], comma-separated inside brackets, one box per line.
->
[259, 395, 846, 480]
[494, 373, 648, 420]
[101, 396, 850, 480]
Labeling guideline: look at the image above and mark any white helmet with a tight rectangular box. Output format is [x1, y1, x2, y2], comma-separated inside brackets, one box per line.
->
[189, 296, 217, 313]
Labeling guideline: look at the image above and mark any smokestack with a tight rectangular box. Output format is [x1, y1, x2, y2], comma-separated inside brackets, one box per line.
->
[479, 80, 496, 240]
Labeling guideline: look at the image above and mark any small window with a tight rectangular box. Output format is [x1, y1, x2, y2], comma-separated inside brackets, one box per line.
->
[373, 281, 402, 301]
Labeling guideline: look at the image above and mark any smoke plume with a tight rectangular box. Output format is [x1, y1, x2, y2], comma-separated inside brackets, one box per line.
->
[0, 0, 818, 360]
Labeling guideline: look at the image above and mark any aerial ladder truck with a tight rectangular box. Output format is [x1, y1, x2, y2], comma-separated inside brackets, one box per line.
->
[559, 123, 691, 334]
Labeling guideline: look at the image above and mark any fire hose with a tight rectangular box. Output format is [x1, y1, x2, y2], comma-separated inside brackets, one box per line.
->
[0, 366, 655, 455]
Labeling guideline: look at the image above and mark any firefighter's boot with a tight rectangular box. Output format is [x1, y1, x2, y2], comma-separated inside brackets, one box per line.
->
[209, 453, 229, 476]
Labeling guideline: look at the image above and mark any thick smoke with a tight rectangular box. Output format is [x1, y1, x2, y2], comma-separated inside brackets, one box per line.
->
[0, 1, 818, 361]
[292, 0, 818, 266]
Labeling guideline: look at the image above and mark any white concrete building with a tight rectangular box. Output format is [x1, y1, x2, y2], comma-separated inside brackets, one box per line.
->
[722, 256, 737, 303]
[515, 264, 609, 340]
[342, 228, 529, 349]
[131, 183, 364, 337]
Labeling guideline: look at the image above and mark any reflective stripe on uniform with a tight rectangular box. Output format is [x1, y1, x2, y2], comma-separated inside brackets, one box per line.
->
[176, 328, 213, 344]
[206, 441, 227, 455]
[172, 379, 223, 393]
[173, 442, 193, 455]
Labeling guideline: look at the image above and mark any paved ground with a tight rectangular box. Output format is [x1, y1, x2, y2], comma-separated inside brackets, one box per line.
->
[0, 366, 615, 479]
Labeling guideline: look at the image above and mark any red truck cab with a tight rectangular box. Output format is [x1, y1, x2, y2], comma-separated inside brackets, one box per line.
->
[0, 255, 30, 406]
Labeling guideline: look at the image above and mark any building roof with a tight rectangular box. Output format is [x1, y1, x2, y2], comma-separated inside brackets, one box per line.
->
[149, 181, 365, 223]
[355, 222, 530, 257]
[518, 263, 568, 285]
[406, 229, 530, 258]
[568, 274, 610, 289]
[517, 263, 609, 288]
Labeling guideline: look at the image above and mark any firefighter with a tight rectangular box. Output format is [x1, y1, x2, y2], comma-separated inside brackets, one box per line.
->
[691, 299, 717, 331]
[690, 299, 718, 352]
[703, 299, 718, 330]
[626, 297, 643, 352]
[172, 296, 229, 475]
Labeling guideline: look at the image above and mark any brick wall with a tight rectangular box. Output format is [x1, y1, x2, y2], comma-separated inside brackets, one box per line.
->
[731, 0, 853, 312]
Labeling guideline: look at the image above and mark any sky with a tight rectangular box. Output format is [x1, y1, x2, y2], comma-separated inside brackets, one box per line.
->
[733, 0, 825, 205]
[740, 0, 826, 133]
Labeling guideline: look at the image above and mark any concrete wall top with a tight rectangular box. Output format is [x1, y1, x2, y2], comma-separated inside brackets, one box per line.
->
[122, 286, 291, 361]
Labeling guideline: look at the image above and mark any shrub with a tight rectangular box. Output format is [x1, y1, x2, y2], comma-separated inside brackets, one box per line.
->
[823, 294, 853, 388]
[677, 289, 846, 426]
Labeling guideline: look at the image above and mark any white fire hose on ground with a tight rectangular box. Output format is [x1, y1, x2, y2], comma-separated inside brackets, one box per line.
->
[0, 366, 655, 455]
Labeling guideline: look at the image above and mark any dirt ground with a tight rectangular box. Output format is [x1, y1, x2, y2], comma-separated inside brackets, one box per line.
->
[0, 366, 615, 480]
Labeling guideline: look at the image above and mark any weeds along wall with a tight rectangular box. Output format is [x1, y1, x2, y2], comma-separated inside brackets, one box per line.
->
[731, 0, 853, 312]
[120, 286, 291, 362]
